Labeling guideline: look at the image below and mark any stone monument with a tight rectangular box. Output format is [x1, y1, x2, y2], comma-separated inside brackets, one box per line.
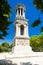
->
[12, 4, 32, 55]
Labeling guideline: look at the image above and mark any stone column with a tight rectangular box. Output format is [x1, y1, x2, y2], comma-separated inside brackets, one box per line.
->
[15, 24, 21, 37]
[18, 24, 20, 36]
[16, 24, 19, 36]
[24, 25, 28, 37]
[26, 25, 28, 36]
[20, 8, 21, 16]
[23, 10, 25, 18]
[24, 25, 26, 36]
[16, 10, 18, 17]
[17, 10, 18, 16]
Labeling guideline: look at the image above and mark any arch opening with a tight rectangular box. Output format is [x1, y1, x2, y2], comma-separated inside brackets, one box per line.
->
[20, 25, 24, 35]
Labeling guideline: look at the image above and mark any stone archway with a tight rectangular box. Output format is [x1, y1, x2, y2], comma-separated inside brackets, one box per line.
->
[20, 25, 24, 35]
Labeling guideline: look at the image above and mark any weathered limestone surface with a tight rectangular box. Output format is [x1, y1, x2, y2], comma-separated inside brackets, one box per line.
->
[0, 52, 43, 65]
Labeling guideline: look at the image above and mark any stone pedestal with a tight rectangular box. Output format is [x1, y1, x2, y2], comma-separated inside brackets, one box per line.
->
[12, 46, 33, 55]
[3, 52, 43, 65]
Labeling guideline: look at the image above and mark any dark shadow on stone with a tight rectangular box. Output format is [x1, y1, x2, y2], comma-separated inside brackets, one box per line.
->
[20, 62, 32, 65]
[34, 64, 39, 65]
[20, 62, 39, 65]
[0, 59, 39, 65]
[0, 59, 17, 65]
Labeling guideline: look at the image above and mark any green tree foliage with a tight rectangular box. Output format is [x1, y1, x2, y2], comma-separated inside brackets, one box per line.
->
[34, 0, 43, 12]
[31, 0, 43, 32]
[0, 0, 12, 39]
[30, 34, 43, 52]
[31, 19, 41, 27]
[0, 42, 9, 52]
[9, 43, 14, 48]
[2, 42, 9, 48]
[41, 27, 43, 32]
[0, 42, 14, 53]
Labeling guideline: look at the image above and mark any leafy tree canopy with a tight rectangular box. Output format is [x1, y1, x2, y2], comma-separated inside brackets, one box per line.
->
[30, 34, 43, 52]
[0, 0, 12, 39]
[0, 42, 14, 52]
[31, 18, 41, 27]
[0, 42, 10, 52]
[2, 42, 9, 48]
[34, 0, 43, 12]
[31, 0, 43, 32]
[9, 43, 14, 48]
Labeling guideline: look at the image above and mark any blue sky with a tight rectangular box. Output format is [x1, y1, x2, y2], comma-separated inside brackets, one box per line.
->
[0, 0, 43, 44]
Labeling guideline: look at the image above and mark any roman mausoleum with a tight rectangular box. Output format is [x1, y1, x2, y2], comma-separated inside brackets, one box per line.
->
[0, 4, 43, 65]
[12, 4, 32, 54]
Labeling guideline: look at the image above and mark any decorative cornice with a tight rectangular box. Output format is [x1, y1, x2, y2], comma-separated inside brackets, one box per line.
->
[15, 3, 26, 11]
[15, 17, 28, 21]
[14, 36, 30, 40]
